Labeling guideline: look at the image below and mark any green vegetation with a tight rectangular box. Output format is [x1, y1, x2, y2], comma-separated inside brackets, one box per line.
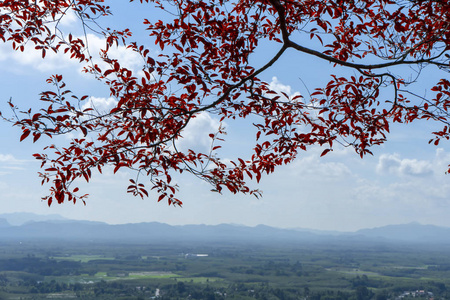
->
[51, 255, 115, 263]
[0, 241, 448, 299]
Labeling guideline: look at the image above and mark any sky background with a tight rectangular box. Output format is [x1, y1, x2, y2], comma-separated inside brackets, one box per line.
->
[0, 2, 449, 232]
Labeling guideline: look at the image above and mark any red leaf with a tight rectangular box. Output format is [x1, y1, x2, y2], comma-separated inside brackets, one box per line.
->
[256, 171, 261, 183]
[158, 194, 165, 202]
[82, 172, 90, 182]
[80, 126, 87, 136]
[140, 188, 149, 197]
[320, 149, 331, 157]
[104, 69, 114, 77]
[33, 133, 41, 143]
[20, 129, 31, 142]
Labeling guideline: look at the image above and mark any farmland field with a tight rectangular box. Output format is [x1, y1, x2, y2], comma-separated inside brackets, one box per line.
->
[0, 241, 449, 299]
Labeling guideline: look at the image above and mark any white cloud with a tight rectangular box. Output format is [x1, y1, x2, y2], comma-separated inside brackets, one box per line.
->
[57, 10, 78, 27]
[0, 154, 27, 193]
[349, 175, 450, 225]
[435, 148, 450, 170]
[81, 96, 117, 113]
[176, 113, 223, 153]
[0, 154, 18, 163]
[286, 147, 352, 179]
[376, 153, 434, 176]
[0, 154, 27, 166]
[268, 76, 302, 100]
[0, 42, 76, 71]
[0, 33, 143, 75]
[0, 9, 81, 70]
[81, 34, 144, 76]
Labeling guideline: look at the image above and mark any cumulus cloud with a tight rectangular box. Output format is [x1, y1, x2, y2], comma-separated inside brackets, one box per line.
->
[81, 96, 118, 113]
[0, 42, 76, 72]
[0, 32, 143, 75]
[82, 34, 144, 76]
[376, 153, 434, 176]
[288, 150, 352, 179]
[0, 10, 79, 70]
[57, 10, 78, 27]
[266, 77, 326, 124]
[0, 154, 18, 163]
[268, 77, 302, 100]
[176, 112, 223, 153]
[434, 148, 450, 168]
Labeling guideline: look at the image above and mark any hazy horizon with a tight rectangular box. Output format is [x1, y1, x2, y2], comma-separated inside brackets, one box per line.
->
[0, 212, 444, 233]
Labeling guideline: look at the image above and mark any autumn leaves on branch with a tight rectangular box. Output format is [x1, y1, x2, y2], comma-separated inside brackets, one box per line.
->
[1, 0, 449, 205]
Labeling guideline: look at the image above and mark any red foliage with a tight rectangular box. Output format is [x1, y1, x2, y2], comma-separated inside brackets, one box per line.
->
[1, 0, 450, 206]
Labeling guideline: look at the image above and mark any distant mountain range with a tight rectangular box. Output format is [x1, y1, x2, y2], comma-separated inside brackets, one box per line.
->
[1, 213, 450, 246]
[0, 212, 68, 226]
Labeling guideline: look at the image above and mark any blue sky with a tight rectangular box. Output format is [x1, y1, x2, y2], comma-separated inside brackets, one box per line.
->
[0, 2, 449, 231]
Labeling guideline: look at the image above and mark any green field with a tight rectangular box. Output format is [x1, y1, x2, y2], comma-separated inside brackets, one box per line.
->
[0, 241, 449, 299]
[52, 255, 115, 263]
[175, 276, 223, 283]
